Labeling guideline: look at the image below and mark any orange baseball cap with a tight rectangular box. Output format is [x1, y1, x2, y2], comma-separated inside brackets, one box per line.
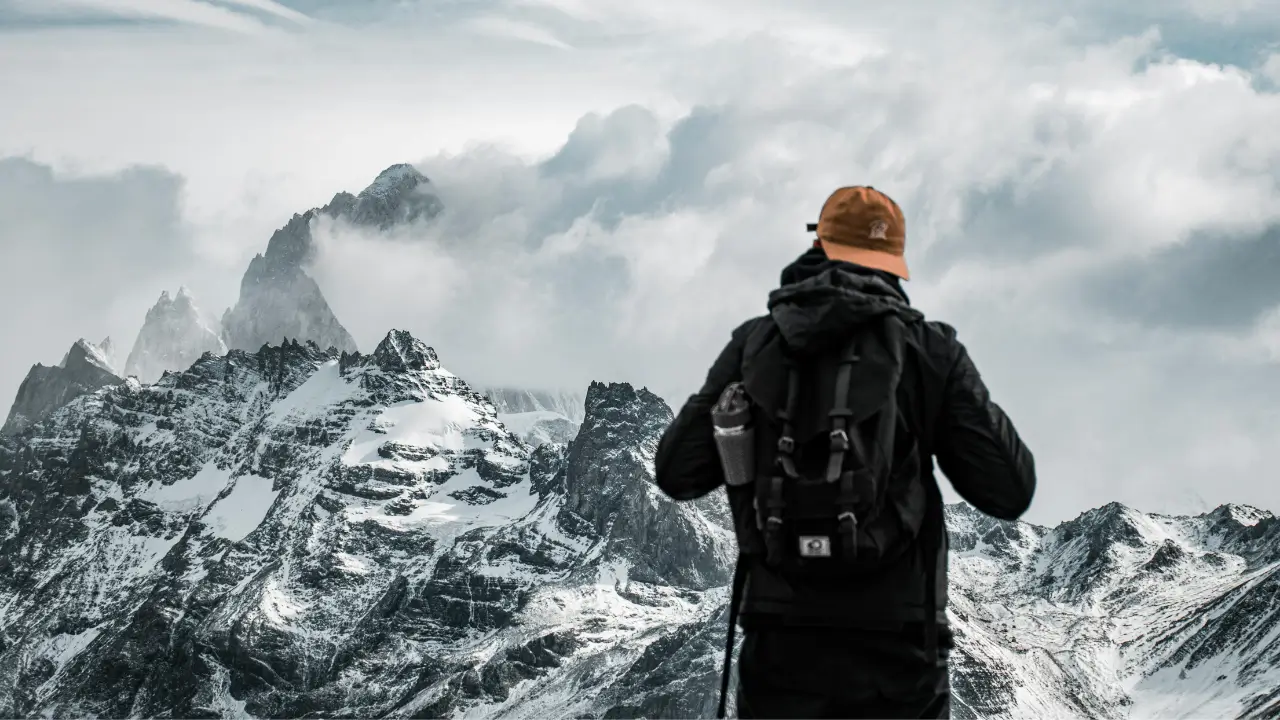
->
[807, 186, 909, 280]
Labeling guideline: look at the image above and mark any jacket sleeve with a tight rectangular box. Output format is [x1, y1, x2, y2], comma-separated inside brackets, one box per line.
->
[934, 331, 1037, 521]
[653, 322, 752, 501]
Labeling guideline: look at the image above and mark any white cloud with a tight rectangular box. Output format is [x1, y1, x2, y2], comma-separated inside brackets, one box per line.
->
[0, 158, 238, 411]
[6, 0, 278, 34]
[214, 0, 312, 25]
[1262, 52, 1280, 84]
[1249, 305, 1280, 362]
[466, 16, 574, 50]
[1184, 0, 1262, 24]
[2, 0, 1280, 524]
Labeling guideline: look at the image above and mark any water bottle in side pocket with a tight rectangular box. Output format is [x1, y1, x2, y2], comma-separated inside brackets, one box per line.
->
[711, 382, 755, 487]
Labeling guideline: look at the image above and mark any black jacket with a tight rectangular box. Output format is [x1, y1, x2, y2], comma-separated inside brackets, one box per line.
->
[654, 246, 1036, 628]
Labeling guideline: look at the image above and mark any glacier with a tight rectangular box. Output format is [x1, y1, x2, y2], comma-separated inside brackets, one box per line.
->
[484, 388, 585, 448]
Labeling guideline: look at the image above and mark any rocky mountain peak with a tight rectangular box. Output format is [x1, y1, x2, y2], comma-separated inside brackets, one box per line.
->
[2, 338, 122, 436]
[257, 163, 441, 272]
[1177, 503, 1280, 567]
[368, 329, 441, 373]
[1025, 501, 1164, 603]
[946, 501, 1044, 561]
[1208, 503, 1273, 527]
[222, 252, 358, 355]
[260, 209, 321, 269]
[247, 338, 339, 395]
[220, 163, 442, 357]
[345, 163, 443, 229]
[1056, 501, 1152, 547]
[124, 287, 227, 384]
[367, 162, 426, 187]
[61, 337, 117, 376]
[556, 379, 732, 590]
[582, 381, 672, 434]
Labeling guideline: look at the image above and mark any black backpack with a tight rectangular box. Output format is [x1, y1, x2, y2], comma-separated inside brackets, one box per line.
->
[715, 312, 942, 718]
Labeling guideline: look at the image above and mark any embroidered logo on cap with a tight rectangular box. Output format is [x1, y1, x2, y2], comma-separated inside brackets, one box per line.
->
[869, 220, 889, 240]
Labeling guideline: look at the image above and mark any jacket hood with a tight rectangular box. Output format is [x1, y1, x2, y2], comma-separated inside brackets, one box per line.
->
[768, 246, 922, 353]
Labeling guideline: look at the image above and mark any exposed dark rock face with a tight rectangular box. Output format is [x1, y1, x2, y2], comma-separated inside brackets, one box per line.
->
[557, 381, 733, 590]
[221, 164, 444, 356]
[220, 243, 359, 355]
[2, 338, 122, 436]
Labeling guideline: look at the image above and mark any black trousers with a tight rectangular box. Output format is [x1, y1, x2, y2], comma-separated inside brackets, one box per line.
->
[735, 627, 951, 719]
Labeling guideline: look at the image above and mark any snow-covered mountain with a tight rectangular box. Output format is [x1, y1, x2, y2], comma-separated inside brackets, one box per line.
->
[220, 164, 443, 355]
[1, 330, 1277, 719]
[1, 338, 121, 436]
[338, 162, 445, 230]
[484, 388, 585, 447]
[0, 330, 732, 718]
[125, 287, 227, 384]
[944, 501, 1280, 719]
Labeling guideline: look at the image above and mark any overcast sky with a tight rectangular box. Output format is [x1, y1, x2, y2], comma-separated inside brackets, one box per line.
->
[1, 0, 1279, 525]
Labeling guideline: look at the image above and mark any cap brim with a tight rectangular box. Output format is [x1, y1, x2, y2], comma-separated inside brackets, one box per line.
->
[821, 244, 910, 280]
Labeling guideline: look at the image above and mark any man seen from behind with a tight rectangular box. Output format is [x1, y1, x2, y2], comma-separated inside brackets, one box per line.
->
[653, 186, 1037, 719]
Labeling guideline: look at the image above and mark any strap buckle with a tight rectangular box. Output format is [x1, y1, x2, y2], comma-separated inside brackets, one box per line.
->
[838, 511, 858, 559]
[829, 429, 849, 452]
[777, 436, 795, 454]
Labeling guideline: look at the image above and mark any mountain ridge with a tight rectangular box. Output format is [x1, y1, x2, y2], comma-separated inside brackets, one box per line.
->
[0, 337, 122, 437]
[0, 330, 732, 718]
[2, 329, 1277, 718]
[3, 163, 444, 442]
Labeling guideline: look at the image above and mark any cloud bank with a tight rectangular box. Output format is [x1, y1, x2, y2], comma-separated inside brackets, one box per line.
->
[3, 0, 310, 34]
[0, 157, 223, 399]
[310, 17, 1280, 524]
[2, 0, 1279, 524]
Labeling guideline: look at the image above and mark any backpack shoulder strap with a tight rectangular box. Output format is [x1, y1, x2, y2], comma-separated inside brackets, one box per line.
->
[825, 333, 862, 483]
[761, 359, 800, 566]
[831, 315, 912, 561]
[827, 333, 866, 560]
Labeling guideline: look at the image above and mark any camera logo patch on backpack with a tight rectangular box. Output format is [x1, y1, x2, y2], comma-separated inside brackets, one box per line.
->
[798, 536, 832, 558]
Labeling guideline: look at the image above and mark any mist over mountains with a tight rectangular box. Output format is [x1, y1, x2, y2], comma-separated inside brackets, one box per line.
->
[1, 163, 1278, 719]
